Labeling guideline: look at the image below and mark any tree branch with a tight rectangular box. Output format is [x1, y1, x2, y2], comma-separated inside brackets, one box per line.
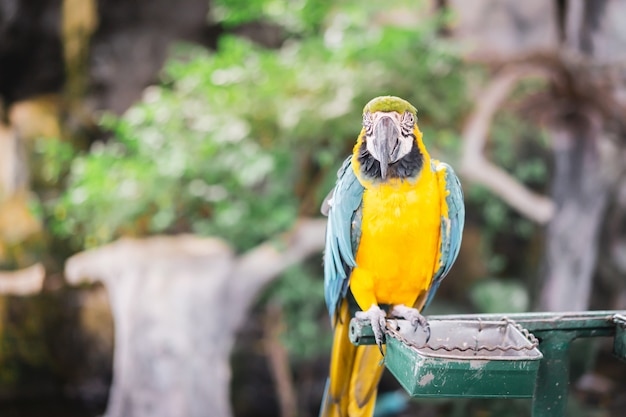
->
[231, 218, 327, 309]
[0, 263, 45, 295]
[264, 303, 297, 417]
[461, 65, 556, 224]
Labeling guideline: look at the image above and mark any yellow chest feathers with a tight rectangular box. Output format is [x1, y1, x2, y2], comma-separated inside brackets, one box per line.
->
[351, 168, 443, 307]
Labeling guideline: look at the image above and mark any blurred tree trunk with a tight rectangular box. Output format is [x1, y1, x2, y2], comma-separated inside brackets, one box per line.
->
[62, 0, 97, 121]
[539, 0, 625, 311]
[540, 113, 615, 310]
[0, 263, 45, 295]
[0, 113, 41, 259]
[64, 219, 325, 417]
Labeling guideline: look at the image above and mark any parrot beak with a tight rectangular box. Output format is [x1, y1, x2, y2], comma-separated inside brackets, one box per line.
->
[370, 115, 401, 179]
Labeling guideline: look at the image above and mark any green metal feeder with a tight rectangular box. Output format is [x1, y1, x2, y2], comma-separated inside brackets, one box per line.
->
[382, 319, 542, 398]
[350, 310, 626, 417]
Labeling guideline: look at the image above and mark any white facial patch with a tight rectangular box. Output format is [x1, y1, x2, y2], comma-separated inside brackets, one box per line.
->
[366, 111, 415, 163]
[393, 135, 414, 162]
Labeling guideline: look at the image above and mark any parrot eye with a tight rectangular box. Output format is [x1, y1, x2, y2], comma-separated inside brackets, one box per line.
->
[363, 112, 373, 135]
[401, 112, 415, 136]
[402, 111, 414, 126]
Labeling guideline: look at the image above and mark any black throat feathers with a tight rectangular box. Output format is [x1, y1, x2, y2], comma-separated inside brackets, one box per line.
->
[357, 136, 424, 181]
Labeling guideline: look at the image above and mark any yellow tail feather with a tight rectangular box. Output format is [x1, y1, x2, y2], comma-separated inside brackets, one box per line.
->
[320, 300, 385, 417]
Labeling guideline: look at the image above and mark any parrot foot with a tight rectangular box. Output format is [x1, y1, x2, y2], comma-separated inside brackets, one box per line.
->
[390, 304, 431, 343]
[355, 304, 387, 355]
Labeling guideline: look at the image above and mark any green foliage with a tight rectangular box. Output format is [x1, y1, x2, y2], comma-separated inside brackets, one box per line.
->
[211, 0, 333, 34]
[32, 137, 76, 186]
[469, 279, 529, 314]
[47, 2, 470, 253]
[49, 92, 297, 251]
[262, 264, 331, 360]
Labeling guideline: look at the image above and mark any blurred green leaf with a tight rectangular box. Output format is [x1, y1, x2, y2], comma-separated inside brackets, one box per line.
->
[470, 279, 529, 314]
[261, 264, 330, 360]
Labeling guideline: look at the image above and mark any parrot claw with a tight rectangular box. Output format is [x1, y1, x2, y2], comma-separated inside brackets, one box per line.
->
[355, 304, 387, 355]
[391, 304, 431, 343]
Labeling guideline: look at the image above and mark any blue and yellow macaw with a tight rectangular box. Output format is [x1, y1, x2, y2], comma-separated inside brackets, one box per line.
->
[319, 96, 465, 417]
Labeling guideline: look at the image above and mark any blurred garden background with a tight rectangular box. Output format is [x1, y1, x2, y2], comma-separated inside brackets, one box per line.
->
[0, 0, 625, 416]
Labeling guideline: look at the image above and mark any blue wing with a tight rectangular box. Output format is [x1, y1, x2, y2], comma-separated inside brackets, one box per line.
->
[322, 157, 364, 321]
[423, 161, 465, 310]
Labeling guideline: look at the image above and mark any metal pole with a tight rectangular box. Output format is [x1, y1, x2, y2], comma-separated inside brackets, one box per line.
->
[531, 332, 575, 417]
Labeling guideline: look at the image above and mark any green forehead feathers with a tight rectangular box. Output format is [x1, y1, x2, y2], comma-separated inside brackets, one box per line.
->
[363, 96, 417, 116]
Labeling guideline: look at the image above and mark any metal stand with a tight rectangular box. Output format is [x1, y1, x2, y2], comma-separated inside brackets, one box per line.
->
[349, 310, 626, 417]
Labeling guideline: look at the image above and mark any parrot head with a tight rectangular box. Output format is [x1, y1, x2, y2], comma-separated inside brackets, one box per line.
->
[355, 96, 424, 183]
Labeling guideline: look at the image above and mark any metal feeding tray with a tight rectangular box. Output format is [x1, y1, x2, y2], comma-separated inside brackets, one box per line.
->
[383, 319, 543, 398]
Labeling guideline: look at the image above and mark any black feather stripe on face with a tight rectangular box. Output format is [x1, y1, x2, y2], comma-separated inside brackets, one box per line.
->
[357, 135, 424, 181]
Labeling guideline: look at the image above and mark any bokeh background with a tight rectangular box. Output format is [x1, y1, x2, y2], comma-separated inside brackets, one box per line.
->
[0, 0, 625, 416]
